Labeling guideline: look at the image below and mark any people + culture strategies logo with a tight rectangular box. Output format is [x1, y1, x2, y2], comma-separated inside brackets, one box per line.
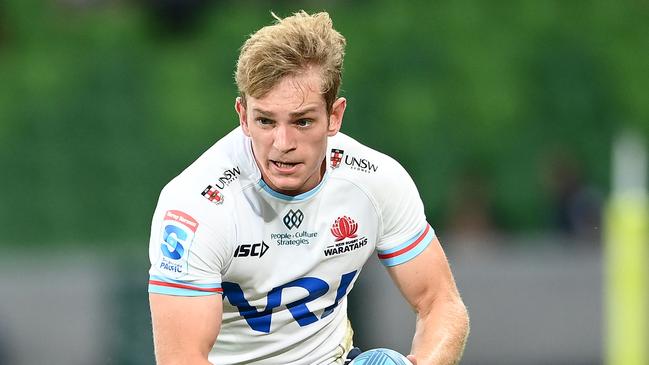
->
[272, 209, 317, 246]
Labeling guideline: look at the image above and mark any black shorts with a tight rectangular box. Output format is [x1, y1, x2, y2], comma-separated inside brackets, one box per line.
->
[344, 347, 362, 364]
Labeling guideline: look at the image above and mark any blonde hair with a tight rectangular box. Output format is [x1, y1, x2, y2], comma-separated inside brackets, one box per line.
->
[235, 11, 346, 112]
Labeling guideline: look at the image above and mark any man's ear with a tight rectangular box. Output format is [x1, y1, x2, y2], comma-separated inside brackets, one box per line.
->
[327, 97, 346, 136]
[235, 97, 250, 137]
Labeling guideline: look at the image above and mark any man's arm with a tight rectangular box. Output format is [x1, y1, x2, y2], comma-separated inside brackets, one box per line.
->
[149, 293, 223, 365]
[387, 237, 469, 365]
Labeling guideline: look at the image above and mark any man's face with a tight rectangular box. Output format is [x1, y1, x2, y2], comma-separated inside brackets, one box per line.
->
[236, 69, 346, 196]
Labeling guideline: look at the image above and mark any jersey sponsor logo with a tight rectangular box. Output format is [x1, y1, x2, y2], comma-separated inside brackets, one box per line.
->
[330, 148, 344, 168]
[213, 166, 241, 189]
[234, 241, 269, 258]
[222, 271, 358, 333]
[344, 155, 378, 173]
[158, 210, 198, 277]
[324, 216, 368, 257]
[324, 237, 368, 257]
[330, 149, 379, 173]
[270, 231, 318, 246]
[283, 209, 304, 229]
[331, 216, 358, 241]
[200, 166, 240, 205]
[277, 209, 317, 246]
[201, 185, 224, 204]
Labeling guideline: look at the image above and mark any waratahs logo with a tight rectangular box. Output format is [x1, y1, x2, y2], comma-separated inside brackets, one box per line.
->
[324, 216, 367, 256]
[331, 216, 358, 241]
[161, 210, 198, 260]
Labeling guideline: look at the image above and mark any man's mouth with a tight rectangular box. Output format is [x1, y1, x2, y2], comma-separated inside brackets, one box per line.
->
[271, 160, 299, 169]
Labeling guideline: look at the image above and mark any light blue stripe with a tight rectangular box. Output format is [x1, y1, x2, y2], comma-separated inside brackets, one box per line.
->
[378, 224, 434, 256]
[149, 275, 221, 289]
[380, 229, 435, 267]
[148, 284, 219, 297]
[258, 173, 329, 201]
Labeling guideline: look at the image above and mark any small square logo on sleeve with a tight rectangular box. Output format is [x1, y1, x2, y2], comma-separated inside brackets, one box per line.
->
[156, 210, 198, 278]
[330, 149, 344, 169]
[202, 185, 224, 205]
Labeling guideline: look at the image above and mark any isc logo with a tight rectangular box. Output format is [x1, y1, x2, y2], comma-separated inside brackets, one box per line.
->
[234, 242, 269, 258]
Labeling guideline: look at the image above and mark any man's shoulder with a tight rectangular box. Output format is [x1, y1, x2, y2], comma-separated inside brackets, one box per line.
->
[163, 127, 255, 194]
[328, 132, 412, 184]
[156, 127, 255, 219]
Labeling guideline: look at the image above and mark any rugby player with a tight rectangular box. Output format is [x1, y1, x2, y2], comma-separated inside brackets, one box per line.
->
[148, 10, 469, 365]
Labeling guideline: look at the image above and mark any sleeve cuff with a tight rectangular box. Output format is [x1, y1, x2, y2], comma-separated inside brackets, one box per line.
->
[377, 224, 435, 267]
[148, 275, 222, 296]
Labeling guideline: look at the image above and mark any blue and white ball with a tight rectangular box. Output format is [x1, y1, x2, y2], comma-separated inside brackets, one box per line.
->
[350, 348, 413, 365]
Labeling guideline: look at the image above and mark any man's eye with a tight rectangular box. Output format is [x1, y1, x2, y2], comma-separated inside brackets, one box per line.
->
[296, 119, 313, 127]
[257, 118, 273, 126]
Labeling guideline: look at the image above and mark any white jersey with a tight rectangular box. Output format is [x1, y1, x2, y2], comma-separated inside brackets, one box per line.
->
[148, 127, 435, 365]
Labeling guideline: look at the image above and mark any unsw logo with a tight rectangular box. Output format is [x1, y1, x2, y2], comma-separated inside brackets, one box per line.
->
[200, 166, 241, 205]
[234, 242, 269, 258]
[201, 185, 224, 204]
[213, 166, 241, 189]
[324, 216, 368, 257]
[329, 148, 378, 173]
[330, 149, 344, 168]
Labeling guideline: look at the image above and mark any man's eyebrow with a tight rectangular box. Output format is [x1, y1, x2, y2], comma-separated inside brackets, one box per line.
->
[251, 108, 274, 117]
[289, 107, 319, 118]
[251, 106, 320, 118]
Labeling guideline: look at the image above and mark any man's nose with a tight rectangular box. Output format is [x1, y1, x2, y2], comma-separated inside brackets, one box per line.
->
[273, 124, 297, 152]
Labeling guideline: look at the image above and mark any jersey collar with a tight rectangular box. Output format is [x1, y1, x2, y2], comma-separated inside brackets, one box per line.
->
[257, 172, 329, 202]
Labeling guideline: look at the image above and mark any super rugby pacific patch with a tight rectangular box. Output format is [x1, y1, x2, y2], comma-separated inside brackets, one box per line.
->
[156, 210, 198, 279]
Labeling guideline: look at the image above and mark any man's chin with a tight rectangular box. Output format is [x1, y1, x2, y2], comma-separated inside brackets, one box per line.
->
[275, 186, 308, 196]
[265, 176, 304, 195]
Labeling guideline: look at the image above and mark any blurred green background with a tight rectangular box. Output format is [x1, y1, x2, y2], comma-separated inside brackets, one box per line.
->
[0, 1, 647, 364]
[3, 0, 646, 246]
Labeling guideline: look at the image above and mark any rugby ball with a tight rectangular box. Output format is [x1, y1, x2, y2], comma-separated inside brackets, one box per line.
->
[350, 348, 413, 365]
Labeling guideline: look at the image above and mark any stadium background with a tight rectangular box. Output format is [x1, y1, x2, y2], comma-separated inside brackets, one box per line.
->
[0, 1, 647, 364]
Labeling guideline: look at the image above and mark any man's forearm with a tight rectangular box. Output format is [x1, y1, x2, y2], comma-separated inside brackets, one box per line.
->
[410, 296, 469, 365]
